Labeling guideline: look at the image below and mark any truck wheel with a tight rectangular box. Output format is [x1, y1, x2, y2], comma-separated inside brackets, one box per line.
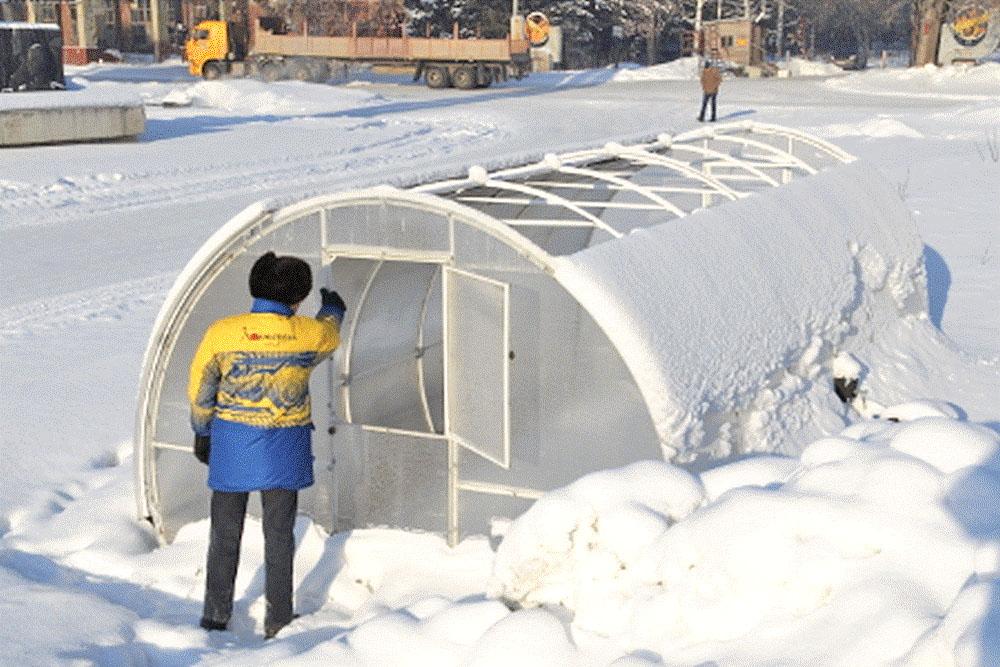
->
[425, 66, 449, 89]
[452, 66, 476, 90]
[260, 62, 281, 82]
[202, 62, 223, 80]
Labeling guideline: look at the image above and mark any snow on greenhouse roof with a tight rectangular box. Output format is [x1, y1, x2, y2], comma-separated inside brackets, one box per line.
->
[411, 121, 854, 256]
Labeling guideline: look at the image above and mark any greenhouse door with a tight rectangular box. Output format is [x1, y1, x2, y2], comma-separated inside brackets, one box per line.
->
[442, 267, 511, 544]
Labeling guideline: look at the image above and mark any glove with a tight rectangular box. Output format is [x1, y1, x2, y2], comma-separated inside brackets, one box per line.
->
[194, 434, 211, 465]
[320, 288, 346, 314]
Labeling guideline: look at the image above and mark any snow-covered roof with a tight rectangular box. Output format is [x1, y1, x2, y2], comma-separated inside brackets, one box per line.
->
[0, 21, 61, 31]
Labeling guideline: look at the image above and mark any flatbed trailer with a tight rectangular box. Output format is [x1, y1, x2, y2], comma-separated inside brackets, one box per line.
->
[187, 19, 533, 89]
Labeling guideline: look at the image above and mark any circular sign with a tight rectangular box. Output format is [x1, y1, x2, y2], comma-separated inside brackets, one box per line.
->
[949, 3, 990, 47]
[525, 11, 550, 47]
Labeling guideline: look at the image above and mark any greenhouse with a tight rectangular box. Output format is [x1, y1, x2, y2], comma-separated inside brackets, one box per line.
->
[135, 121, 926, 544]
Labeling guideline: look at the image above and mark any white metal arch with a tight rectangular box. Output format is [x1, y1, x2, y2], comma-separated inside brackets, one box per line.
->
[674, 121, 855, 165]
[648, 138, 782, 189]
[611, 148, 742, 204]
[551, 161, 689, 218]
[477, 177, 624, 239]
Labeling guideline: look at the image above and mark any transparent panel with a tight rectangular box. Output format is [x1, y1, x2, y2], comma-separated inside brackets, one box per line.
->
[451, 221, 538, 273]
[332, 424, 447, 533]
[456, 270, 661, 507]
[155, 446, 210, 541]
[457, 489, 535, 540]
[324, 204, 449, 253]
[298, 337, 339, 534]
[347, 262, 441, 432]
[271, 212, 323, 257]
[445, 269, 509, 468]
[420, 268, 445, 433]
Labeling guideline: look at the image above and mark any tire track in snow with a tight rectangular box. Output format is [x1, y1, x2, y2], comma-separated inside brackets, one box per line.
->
[0, 272, 175, 340]
[0, 118, 502, 230]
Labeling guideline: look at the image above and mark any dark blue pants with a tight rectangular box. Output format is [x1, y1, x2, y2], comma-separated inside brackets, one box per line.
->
[202, 489, 298, 632]
[699, 92, 718, 121]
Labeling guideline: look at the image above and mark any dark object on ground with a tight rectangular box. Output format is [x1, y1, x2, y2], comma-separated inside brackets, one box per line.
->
[833, 376, 859, 403]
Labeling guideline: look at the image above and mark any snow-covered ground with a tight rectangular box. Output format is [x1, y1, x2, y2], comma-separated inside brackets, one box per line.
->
[1, 59, 998, 665]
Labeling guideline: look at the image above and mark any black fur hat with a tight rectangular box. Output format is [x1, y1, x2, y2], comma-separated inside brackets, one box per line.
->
[248, 252, 312, 306]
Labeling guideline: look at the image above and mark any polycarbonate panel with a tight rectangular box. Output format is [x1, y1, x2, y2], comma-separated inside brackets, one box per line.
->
[457, 269, 660, 494]
[154, 446, 210, 542]
[450, 221, 537, 273]
[347, 262, 440, 432]
[445, 269, 509, 468]
[270, 212, 323, 257]
[332, 424, 447, 533]
[324, 204, 449, 253]
[457, 488, 535, 541]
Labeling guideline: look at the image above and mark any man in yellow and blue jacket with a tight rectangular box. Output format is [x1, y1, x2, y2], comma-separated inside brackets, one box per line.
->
[188, 251, 345, 639]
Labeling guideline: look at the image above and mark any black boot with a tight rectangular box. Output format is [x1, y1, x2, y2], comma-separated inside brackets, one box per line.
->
[200, 617, 228, 632]
[264, 614, 300, 640]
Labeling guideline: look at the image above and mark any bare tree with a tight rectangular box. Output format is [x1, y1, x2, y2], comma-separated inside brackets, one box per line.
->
[912, 0, 947, 65]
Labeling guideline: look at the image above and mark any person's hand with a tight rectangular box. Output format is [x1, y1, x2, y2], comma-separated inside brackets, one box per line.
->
[194, 434, 210, 465]
[320, 288, 346, 314]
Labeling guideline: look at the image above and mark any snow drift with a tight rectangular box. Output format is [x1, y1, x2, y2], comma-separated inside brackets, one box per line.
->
[490, 413, 1000, 665]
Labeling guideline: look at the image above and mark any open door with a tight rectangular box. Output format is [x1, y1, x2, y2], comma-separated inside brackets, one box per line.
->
[443, 267, 511, 468]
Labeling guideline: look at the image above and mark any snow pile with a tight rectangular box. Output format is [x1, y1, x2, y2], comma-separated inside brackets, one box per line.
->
[489, 462, 704, 614]
[826, 62, 1000, 99]
[781, 57, 844, 77]
[491, 414, 1000, 665]
[612, 57, 699, 82]
[811, 116, 926, 139]
[155, 80, 383, 115]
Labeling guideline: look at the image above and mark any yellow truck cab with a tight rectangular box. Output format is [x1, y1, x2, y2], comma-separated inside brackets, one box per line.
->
[185, 20, 247, 79]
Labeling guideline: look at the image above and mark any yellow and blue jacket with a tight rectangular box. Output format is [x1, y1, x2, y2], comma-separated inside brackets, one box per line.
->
[188, 298, 342, 492]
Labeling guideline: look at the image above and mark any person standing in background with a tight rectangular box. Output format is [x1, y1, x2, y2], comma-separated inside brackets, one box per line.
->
[698, 60, 722, 122]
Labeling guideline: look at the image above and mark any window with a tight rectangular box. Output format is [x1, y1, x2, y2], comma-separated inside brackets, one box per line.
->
[36, 0, 59, 23]
[131, 0, 151, 24]
[721, 35, 734, 48]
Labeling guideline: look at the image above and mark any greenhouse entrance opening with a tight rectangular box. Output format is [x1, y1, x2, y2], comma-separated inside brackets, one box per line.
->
[329, 256, 513, 544]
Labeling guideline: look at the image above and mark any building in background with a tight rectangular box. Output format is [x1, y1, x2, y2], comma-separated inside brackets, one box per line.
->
[2, 1, 248, 62]
[699, 18, 763, 68]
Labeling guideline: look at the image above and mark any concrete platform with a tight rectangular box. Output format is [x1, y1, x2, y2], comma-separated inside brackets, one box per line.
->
[1, 89, 145, 147]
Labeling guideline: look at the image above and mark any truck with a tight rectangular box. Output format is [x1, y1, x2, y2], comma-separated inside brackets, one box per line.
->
[185, 11, 546, 90]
